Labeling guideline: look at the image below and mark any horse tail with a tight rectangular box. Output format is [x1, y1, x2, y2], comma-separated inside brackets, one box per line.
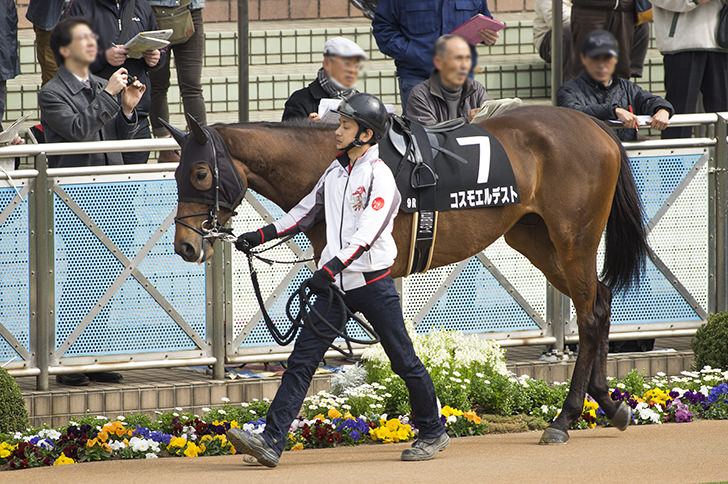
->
[592, 117, 649, 292]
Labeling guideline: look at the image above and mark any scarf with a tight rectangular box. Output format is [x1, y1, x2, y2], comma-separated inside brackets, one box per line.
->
[317, 67, 357, 99]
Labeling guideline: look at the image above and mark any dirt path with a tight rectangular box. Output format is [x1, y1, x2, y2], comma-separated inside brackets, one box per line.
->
[5, 420, 728, 484]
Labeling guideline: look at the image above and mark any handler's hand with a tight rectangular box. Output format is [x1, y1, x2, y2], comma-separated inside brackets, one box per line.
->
[615, 107, 640, 129]
[478, 28, 499, 45]
[307, 268, 334, 294]
[468, 108, 479, 123]
[649, 109, 670, 131]
[235, 230, 263, 253]
[308, 112, 322, 122]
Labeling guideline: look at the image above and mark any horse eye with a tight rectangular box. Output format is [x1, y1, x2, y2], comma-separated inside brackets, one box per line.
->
[196, 171, 208, 181]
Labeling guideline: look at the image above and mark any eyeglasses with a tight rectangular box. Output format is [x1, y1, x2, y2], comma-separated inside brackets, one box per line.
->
[73, 33, 99, 42]
[329, 57, 364, 71]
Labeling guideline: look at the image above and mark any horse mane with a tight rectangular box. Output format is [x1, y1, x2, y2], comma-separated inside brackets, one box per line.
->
[211, 119, 337, 131]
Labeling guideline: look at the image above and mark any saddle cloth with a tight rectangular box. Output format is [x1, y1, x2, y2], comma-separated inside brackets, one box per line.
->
[378, 116, 520, 214]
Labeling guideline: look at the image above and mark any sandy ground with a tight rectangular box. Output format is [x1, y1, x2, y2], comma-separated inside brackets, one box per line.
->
[4, 420, 728, 484]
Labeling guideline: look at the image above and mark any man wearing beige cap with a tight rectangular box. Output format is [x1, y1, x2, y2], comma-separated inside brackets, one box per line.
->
[282, 37, 366, 121]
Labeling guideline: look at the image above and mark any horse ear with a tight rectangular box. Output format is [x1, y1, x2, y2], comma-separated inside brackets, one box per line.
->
[157, 118, 187, 146]
[186, 113, 209, 145]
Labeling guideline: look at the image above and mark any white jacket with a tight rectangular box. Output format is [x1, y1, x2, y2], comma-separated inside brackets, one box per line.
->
[533, 0, 572, 50]
[652, 0, 728, 53]
[273, 144, 401, 291]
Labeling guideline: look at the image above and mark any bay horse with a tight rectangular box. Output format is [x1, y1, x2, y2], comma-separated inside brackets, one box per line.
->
[163, 105, 647, 444]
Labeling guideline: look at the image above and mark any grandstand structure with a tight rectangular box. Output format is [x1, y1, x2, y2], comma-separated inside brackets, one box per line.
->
[4, 0, 665, 132]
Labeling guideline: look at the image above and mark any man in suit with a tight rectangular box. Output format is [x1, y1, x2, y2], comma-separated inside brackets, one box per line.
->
[38, 17, 146, 387]
[39, 16, 145, 169]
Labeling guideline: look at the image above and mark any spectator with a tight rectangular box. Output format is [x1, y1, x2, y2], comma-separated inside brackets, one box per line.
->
[557, 30, 673, 142]
[40, 17, 145, 387]
[39, 17, 144, 167]
[0, 0, 19, 128]
[630, 23, 650, 78]
[406, 34, 490, 126]
[148, 0, 206, 163]
[533, 0, 572, 77]
[373, 0, 498, 113]
[66, 0, 164, 164]
[282, 37, 365, 122]
[652, 0, 728, 139]
[26, 0, 70, 86]
[569, 0, 637, 79]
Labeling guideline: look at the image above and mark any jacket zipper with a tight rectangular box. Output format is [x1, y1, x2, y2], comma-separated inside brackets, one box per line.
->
[117, 1, 122, 32]
[668, 12, 679, 38]
[338, 168, 350, 291]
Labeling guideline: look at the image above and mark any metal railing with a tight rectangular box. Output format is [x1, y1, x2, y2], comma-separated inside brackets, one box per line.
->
[1, 112, 726, 390]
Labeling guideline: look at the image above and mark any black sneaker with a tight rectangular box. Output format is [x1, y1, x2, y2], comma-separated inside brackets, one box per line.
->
[401, 432, 450, 461]
[56, 373, 90, 386]
[226, 428, 279, 467]
[85, 372, 123, 383]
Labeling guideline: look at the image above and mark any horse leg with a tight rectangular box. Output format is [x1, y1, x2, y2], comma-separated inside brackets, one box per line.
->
[586, 282, 631, 430]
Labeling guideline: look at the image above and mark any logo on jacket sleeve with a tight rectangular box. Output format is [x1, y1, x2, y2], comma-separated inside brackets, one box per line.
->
[350, 186, 366, 211]
[371, 197, 385, 210]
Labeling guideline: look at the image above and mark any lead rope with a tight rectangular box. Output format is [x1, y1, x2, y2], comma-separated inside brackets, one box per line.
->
[215, 235, 381, 358]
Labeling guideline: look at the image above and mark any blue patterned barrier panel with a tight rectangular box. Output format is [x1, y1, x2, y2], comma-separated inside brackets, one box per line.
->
[53, 179, 207, 357]
[0, 187, 30, 362]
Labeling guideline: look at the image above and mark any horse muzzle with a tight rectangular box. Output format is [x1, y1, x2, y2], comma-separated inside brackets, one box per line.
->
[175, 237, 212, 264]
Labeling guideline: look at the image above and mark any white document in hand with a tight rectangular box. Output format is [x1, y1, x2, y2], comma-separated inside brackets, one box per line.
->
[318, 98, 343, 118]
[123, 29, 173, 59]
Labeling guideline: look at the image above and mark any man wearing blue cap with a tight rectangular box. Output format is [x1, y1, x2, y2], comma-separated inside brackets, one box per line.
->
[557, 30, 673, 141]
[282, 37, 366, 121]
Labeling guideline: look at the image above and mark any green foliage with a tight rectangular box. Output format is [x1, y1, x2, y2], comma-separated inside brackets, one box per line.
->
[0, 367, 29, 433]
[692, 312, 728, 370]
[202, 400, 271, 424]
[620, 369, 648, 398]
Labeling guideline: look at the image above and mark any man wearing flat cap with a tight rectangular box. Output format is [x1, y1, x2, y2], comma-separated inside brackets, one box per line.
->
[282, 37, 366, 122]
[557, 30, 673, 142]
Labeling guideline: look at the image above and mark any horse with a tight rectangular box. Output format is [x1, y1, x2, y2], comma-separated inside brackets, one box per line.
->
[162, 105, 648, 445]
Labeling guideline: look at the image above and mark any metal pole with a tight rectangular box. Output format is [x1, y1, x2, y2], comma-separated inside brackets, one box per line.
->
[238, 0, 249, 122]
[546, 283, 568, 353]
[711, 114, 728, 313]
[34, 153, 50, 390]
[211, 244, 226, 380]
[550, 0, 564, 105]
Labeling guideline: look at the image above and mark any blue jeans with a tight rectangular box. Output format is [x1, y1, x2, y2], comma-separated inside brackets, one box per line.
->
[398, 76, 426, 116]
[261, 274, 444, 455]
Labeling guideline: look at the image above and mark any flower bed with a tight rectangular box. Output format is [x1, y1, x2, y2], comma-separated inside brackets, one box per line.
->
[2, 328, 727, 471]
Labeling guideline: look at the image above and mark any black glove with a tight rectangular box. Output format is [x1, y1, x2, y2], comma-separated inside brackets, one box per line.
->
[308, 267, 335, 294]
[235, 224, 277, 253]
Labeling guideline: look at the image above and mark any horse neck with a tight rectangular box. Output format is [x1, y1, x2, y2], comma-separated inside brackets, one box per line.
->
[216, 124, 337, 211]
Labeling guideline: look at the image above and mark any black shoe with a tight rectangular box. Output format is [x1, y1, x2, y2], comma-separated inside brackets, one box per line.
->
[401, 432, 450, 461]
[226, 428, 279, 467]
[56, 373, 90, 386]
[85, 372, 123, 383]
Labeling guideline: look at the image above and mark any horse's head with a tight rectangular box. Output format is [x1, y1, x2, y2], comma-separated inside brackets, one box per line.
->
[160, 114, 247, 263]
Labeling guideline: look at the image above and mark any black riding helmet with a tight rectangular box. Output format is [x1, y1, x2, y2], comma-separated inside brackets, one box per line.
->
[333, 93, 389, 144]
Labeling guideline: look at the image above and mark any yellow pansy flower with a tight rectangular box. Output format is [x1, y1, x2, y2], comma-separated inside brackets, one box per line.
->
[328, 408, 342, 420]
[291, 442, 304, 451]
[53, 453, 75, 466]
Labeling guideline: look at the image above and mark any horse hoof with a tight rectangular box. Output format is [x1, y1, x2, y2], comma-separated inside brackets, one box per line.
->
[609, 402, 631, 431]
[539, 427, 569, 444]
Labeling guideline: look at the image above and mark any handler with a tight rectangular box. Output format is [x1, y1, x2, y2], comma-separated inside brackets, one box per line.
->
[227, 93, 448, 466]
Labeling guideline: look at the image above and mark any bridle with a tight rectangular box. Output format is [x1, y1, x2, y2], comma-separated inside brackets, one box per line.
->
[174, 128, 238, 243]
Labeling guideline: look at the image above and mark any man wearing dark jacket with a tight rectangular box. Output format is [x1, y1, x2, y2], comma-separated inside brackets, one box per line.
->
[282, 37, 365, 122]
[406, 35, 489, 126]
[373, 0, 498, 113]
[558, 30, 673, 142]
[40, 17, 145, 168]
[66, 0, 163, 164]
